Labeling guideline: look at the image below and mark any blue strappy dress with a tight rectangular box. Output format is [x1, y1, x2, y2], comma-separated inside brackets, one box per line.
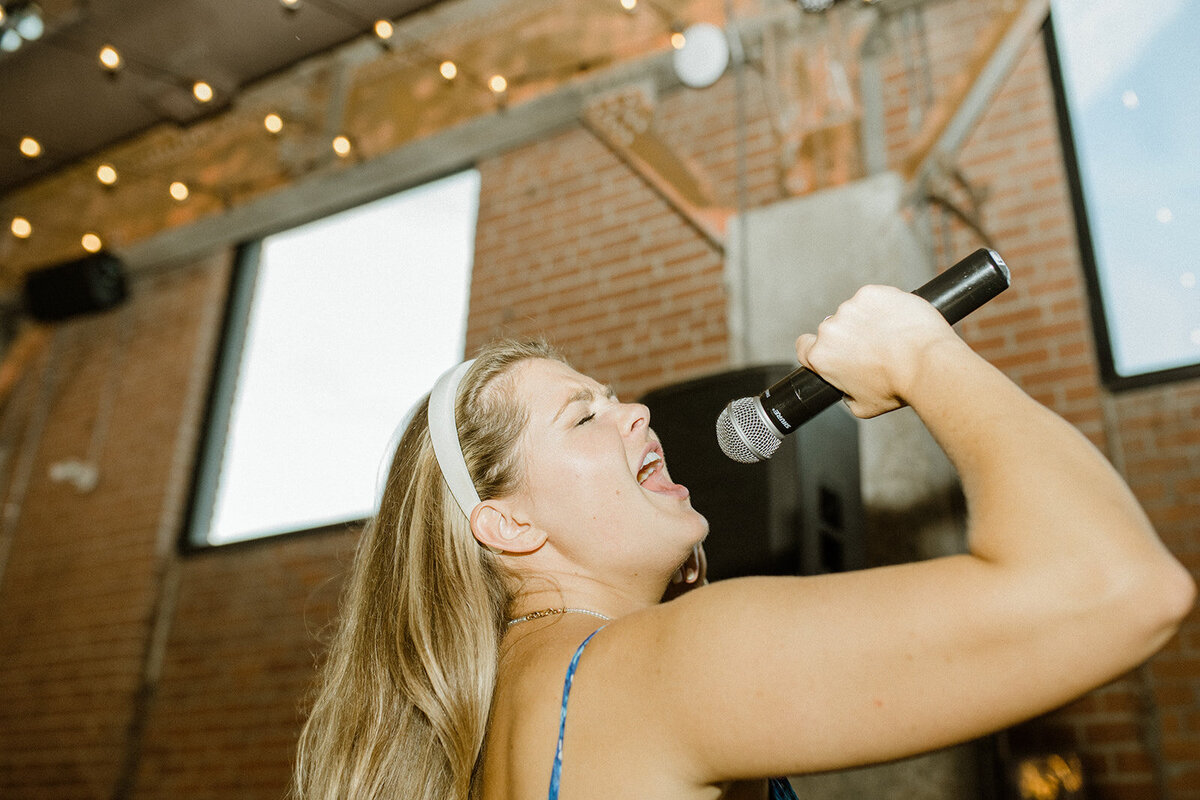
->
[548, 629, 799, 800]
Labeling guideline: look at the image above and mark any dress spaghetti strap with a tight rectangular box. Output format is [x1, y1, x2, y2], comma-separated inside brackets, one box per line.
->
[548, 628, 602, 800]
[545, 626, 799, 800]
[768, 777, 800, 799]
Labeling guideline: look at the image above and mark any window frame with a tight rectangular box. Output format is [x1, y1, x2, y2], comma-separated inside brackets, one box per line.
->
[182, 241, 368, 553]
[1043, 15, 1200, 391]
[181, 170, 479, 551]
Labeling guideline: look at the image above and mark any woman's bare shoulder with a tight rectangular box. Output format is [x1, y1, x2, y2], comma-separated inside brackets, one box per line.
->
[485, 620, 638, 799]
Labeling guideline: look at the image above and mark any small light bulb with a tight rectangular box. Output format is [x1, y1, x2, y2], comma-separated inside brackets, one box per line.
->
[99, 45, 122, 71]
[279, 0, 300, 8]
[15, 7, 44, 40]
[1, 29, 21, 53]
[169, 181, 190, 201]
[96, 163, 118, 185]
[374, 19, 394, 40]
[1121, 89, 1139, 109]
[1157, 207, 1174, 224]
[192, 81, 214, 103]
[439, 60, 457, 80]
[264, 113, 284, 134]
[81, 233, 103, 253]
[0, 6, 6, 24]
[11, 217, 32, 238]
[621, 0, 637, 10]
[19, 136, 41, 158]
[671, 31, 686, 49]
[488, 74, 507, 93]
[332, 135, 352, 157]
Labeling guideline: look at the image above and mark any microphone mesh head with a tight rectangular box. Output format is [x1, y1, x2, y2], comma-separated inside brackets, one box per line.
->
[716, 397, 782, 463]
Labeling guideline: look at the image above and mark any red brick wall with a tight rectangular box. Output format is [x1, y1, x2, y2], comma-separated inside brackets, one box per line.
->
[127, 534, 352, 800]
[0, 4, 1195, 800]
[1109, 383, 1200, 799]
[0, 256, 228, 798]
[467, 128, 729, 398]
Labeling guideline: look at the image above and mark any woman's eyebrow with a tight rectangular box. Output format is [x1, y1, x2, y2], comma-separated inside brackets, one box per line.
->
[553, 388, 594, 423]
[552, 384, 616, 423]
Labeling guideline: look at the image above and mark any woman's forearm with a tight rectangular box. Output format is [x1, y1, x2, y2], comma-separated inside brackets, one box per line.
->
[904, 335, 1194, 629]
[797, 283, 1192, 664]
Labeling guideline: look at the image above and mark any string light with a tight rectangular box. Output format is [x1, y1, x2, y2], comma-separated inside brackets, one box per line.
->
[99, 45, 122, 72]
[13, 4, 44, 39]
[0, 3, 43, 52]
[192, 80, 214, 103]
[12, 2, 690, 251]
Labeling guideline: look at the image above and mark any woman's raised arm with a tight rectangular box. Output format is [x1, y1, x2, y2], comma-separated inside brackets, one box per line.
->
[586, 285, 1195, 787]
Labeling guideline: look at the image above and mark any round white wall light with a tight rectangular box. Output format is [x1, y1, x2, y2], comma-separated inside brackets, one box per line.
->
[672, 22, 730, 89]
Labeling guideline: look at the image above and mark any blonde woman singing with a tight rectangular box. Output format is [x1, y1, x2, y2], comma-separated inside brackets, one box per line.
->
[294, 284, 1194, 800]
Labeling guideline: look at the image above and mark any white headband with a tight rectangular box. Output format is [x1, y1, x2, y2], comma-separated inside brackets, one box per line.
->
[427, 359, 481, 519]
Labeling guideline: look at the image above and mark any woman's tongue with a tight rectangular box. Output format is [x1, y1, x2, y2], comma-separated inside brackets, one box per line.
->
[640, 463, 690, 499]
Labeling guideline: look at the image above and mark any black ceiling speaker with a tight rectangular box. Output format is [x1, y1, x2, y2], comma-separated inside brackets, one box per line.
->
[22, 251, 129, 322]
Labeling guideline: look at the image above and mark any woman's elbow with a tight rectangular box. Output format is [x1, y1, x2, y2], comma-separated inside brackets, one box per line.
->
[1157, 556, 1197, 633]
[1117, 552, 1196, 653]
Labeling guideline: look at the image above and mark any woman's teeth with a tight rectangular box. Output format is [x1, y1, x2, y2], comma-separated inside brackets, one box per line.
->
[637, 452, 662, 484]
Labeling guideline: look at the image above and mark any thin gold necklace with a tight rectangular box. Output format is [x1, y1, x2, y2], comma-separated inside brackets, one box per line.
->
[506, 607, 613, 627]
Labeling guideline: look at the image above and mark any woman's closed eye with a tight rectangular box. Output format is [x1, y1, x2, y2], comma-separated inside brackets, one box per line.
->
[575, 412, 596, 427]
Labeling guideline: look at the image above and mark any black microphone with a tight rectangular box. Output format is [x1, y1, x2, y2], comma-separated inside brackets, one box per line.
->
[716, 248, 1011, 463]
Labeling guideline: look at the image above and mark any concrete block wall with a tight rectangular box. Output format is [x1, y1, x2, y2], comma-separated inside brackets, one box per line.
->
[0, 2, 1194, 798]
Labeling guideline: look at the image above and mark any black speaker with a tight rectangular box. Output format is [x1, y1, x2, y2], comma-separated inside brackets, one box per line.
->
[641, 365, 864, 581]
[22, 251, 129, 322]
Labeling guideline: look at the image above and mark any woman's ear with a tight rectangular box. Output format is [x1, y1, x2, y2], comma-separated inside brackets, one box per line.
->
[470, 501, 547, 555]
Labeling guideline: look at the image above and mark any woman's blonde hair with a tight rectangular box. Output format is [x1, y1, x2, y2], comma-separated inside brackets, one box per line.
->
[293, 338, 563, 800]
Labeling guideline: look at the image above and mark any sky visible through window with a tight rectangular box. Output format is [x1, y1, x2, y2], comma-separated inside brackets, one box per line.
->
[207, 170, 480, 544]
[1050, 0, 1199, 377]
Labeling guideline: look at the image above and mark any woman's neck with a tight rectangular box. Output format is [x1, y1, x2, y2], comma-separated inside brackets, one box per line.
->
[507, 573, 663, 624]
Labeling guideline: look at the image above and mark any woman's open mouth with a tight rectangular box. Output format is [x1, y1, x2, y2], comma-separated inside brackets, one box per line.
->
[636, 448, 689, 498]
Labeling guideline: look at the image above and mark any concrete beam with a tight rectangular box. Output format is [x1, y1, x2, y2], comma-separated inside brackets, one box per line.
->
[117, 53, 680, 275]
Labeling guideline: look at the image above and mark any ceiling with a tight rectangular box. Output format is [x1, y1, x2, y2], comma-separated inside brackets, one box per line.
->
[0, 0, 446, 196]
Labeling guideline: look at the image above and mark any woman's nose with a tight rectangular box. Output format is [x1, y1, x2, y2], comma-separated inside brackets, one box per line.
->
[620, 402, 650, 433]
